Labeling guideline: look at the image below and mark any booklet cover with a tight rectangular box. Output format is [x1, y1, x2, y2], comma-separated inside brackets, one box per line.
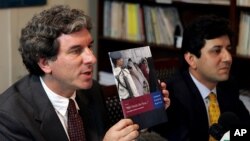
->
[108, 46, 168, 129]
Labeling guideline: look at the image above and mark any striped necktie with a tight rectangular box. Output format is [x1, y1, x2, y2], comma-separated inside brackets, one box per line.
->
[68, 99, 86, 141]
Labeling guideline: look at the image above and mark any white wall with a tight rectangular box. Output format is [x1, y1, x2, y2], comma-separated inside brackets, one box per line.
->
[0, 0, 96, 93]
[0, 10, 12, 93]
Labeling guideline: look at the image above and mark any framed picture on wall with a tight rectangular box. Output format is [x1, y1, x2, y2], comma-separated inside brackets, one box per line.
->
[0, 0, 46, 8]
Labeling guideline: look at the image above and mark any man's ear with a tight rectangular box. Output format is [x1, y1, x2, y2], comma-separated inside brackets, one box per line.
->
[38, 58, 52, 74]
[184, 52, 197, 69]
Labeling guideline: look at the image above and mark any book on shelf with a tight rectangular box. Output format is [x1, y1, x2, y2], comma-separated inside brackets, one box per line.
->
[143, 5, 156, 44]
[150, 7, 162, 45]
[143, 6, 182, 46]
[237, 0, 250, 7]
[237, 12, 250, 56]
[103, 0, 111, 37]
[110, 1, 124, 39]
[125, 3, 142, 41]
[108, 46, 168, 129]
[103, 1, 182, 46]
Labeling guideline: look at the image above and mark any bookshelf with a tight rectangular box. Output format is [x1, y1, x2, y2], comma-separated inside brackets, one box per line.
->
[97, 0, 250, 89]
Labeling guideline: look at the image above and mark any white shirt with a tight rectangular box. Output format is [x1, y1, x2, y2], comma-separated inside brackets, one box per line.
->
[39, 77, 80, 139]
[189, 73, 217, 124]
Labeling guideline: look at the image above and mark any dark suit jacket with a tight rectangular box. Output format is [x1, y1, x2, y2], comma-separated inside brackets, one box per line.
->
[0, 75, 108, 141]
[151, 70, 250, 141]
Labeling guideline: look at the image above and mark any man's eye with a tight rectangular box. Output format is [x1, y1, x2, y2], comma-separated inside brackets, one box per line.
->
[88, 44, 93, 49]
[211, 48, 221, 54]
[71, 48, 82, 54]
[227, 46, 232, 51]
[215, 49, 221, 53]
[88, 44, 94, 52]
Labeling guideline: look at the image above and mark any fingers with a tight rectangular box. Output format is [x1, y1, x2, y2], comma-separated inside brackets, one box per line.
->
[162, 89, 170, 109]
[158, 79, 167, 89]
[164, 95, 171, 109]
[120, 127, 139, 141]
[119, 119, 139, 140]
[160, 81, 167, 90]
[112, 118, 134, 131]
[103, 119, 139, 141]
[158, 80, 170, 109]
[162, 89, 169, 97]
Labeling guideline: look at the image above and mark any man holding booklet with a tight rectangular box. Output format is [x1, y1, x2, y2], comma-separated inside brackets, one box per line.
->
[0, 5, 170, 141]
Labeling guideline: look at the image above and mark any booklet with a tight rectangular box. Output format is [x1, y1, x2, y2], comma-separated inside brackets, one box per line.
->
[108, 46, 168, 129]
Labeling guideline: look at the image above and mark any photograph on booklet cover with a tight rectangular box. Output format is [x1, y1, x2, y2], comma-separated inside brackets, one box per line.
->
[109, 46, 168, 129]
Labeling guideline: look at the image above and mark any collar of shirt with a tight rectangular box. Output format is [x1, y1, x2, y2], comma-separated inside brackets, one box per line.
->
[39, 77, 80, 116]
[189, 72, 217, 99]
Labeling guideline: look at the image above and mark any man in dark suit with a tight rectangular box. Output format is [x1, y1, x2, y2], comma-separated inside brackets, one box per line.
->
[0, 76, 107, 141]
[151, 15, 250, 141]
[0, 5, 170, 141]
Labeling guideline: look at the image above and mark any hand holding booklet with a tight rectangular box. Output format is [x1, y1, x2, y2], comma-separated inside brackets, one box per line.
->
[108, 46, 168, 129]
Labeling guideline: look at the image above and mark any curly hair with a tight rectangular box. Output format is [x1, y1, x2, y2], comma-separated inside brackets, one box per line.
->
[180, 15, 234, 70]
[19, 5, 92, 75]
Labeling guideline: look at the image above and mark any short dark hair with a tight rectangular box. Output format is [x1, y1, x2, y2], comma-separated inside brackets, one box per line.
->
[180, 15, 234, 70]
[19, 5, 92, 75]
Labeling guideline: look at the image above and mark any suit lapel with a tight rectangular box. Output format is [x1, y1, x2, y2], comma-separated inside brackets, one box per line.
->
[180, 71, 209, 139]
[216, 83, 232, 113]
[76, 90, 100, 141]
[75, 82, 106, 141]
[183, 71, 208, 115]
[38, 105, 69, 141]
[27, 75, 69, 141]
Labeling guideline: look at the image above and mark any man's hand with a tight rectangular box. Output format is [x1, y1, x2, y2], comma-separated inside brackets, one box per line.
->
[103, 119, 139, 141]
[159, 81, 170, 109]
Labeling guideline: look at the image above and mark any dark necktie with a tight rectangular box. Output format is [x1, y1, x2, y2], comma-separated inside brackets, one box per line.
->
[68, 99, 86, 141]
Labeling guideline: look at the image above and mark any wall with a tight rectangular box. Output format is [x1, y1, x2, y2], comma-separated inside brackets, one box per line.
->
[0, 10, 11, 93]
[0, 0, 97, 93]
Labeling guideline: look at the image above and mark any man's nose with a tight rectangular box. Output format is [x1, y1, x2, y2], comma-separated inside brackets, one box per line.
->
[82, 48, 97, 64]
